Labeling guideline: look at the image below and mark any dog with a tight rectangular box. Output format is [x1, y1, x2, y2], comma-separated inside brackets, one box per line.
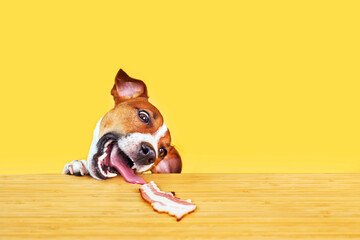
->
[62, 69, 182, 183]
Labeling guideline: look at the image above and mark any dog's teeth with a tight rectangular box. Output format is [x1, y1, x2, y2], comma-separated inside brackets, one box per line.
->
[104, 140, 112, 148]
[98, 152, 107, 161]
[132, 165, 136, 170]
[98, 162, 106, 175]
[106, 172, 117, 177]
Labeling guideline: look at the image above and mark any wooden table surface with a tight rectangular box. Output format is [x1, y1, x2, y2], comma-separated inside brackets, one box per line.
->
[1, 173, 360, 239]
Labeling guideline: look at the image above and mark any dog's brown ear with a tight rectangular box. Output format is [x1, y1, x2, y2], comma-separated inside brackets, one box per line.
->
[111, 69, 148, 105]
[151, 146, 182, 173]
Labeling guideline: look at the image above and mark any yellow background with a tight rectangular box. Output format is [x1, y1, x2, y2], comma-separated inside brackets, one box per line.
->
[0, 1, 359, 174]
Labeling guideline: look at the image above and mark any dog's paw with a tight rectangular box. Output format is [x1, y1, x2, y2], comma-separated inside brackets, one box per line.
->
[62, 160, 89, 176]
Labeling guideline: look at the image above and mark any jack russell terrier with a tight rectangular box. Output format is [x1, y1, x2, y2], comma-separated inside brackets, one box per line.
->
[62, 69, 182, 184]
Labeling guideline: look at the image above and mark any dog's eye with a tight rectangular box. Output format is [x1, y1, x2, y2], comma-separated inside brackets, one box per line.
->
[159, 148, 167, 158]
[138, 110, 150, 124]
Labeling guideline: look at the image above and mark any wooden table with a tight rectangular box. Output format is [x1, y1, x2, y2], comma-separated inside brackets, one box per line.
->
[1, 174, 360, 239]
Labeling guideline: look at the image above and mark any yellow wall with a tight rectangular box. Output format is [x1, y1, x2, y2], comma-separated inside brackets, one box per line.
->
[0, 1, 359, 174]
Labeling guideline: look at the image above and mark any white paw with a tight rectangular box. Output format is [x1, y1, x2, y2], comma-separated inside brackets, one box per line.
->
[62, 160, 88, 176]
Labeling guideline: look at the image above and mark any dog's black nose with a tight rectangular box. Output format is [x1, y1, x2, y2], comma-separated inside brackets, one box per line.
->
[138, 142, 156, 164]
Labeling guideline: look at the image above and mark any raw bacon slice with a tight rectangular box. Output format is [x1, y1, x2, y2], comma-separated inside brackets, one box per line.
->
[139, 181, 197, 221]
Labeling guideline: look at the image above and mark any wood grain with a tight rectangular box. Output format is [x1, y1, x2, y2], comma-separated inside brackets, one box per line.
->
[1, 173, 360, 239]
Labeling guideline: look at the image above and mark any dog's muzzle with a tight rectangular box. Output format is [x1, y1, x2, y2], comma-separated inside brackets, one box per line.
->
[89, 132, 156, 184]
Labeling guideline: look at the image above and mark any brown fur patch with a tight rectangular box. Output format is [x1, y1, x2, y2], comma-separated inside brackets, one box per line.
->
[99, 97, 164, 139]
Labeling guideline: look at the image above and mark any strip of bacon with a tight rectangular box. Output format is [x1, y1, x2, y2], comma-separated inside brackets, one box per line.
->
[139, 181, 197, 221]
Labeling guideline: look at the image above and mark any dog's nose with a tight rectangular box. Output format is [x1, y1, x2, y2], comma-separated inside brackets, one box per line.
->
[139, 142, 156, 164]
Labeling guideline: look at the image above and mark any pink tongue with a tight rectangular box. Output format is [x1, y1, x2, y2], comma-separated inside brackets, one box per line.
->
[109, 144, 147, 185]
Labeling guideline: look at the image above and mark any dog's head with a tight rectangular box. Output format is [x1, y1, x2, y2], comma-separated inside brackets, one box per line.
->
[88, 69, 182, 181]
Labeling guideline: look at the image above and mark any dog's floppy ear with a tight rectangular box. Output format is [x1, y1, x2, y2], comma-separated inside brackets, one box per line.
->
[111, 69, 148, 105]
[151, 146, 182, 173]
